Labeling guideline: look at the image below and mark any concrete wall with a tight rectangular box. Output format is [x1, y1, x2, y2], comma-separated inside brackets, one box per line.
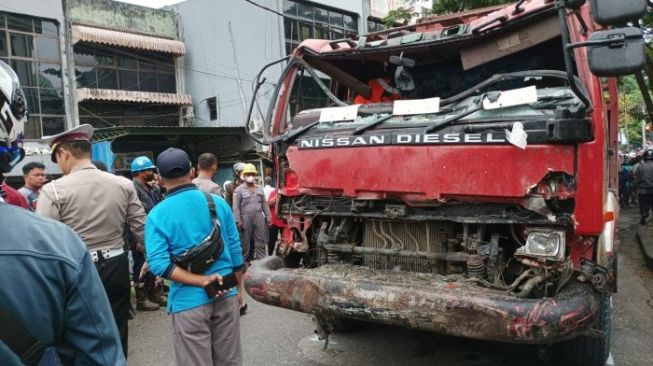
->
[169, 0, 286, 128]
[170, 0, 367, 128]
[67, 0, 179, 39]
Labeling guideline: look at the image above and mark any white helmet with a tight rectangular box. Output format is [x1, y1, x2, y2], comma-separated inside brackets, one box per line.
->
[0, 60, 27, 173]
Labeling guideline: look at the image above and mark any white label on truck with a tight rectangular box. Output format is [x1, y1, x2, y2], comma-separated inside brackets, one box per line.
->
[393, 97, 441, 116]
[319, 105, 360, 123]
[483, 86, 538, 110]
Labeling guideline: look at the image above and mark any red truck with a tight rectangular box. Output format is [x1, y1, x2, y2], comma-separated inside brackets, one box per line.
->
[244, 1, 647, 365]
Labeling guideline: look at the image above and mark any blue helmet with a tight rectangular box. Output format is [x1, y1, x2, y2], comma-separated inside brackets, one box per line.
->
[131, 156, 156, 173]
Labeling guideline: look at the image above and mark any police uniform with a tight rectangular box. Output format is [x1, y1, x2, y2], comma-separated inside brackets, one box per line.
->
[233, 183, 271, 260]
[35, 124, 146, 357]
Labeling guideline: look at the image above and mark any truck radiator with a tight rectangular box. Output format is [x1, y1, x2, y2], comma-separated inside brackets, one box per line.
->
[361, 219, 455, 273]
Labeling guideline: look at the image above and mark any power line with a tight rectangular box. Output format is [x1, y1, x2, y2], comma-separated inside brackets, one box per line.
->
[242, 0, 287, 19]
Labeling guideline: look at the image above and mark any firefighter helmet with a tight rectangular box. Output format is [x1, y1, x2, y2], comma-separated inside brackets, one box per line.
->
[242, 163, 258, 175]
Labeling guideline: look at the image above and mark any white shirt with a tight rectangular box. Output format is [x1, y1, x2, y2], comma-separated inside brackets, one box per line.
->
[263, 184, 274, 201]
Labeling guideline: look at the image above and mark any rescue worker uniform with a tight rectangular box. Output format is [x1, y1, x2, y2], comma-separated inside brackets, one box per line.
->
[36, 124, 146, 357]
[233, 183, 271, 261]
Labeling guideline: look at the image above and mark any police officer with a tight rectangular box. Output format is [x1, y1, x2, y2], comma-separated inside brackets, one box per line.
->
[0, 59, 126, 365]
[130, 156, 165, 311]
[634, 149, 653, 225]
[193, 152, 222, 196]
[36, 124, 146, 358]
[233, 163, 271, 261]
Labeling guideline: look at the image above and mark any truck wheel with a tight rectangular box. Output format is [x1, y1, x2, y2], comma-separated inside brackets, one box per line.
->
[564, 295, 611, 366]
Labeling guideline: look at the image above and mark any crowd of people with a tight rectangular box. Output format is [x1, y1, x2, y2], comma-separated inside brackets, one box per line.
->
[620, 150, 653, 225]
[0, 59, 282, 365]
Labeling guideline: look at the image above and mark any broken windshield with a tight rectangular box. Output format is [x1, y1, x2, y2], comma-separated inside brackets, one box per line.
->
[303, 85, 580, 131]
[276, 34, 581, 135]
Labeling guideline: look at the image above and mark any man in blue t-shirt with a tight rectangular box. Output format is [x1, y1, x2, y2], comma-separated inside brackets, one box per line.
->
[145, 148, 244, 366]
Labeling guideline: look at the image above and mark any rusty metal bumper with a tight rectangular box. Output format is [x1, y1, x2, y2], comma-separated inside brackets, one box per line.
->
[244, 256, 600, 344]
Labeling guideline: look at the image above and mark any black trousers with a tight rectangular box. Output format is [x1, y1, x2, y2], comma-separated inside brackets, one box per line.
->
[639, 193, 653, 221]
[95, 252, 130, 358]
[268, 226, 280, 255]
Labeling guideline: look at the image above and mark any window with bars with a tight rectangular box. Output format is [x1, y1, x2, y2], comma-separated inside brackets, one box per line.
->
[367, 17, 389, 33]
[0, 12, 65, 139]
[73, 44, 176, 94]
[282, 0, 358, 56]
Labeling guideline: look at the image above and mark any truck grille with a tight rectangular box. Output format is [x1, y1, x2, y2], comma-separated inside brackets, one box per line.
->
[361, 219, 455, 273]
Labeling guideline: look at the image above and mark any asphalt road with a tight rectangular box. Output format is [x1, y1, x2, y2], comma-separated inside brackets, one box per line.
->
[128, 208, 653, 366]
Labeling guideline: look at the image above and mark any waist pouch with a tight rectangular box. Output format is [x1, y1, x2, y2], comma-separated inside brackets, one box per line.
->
[172, 192, 224, 274]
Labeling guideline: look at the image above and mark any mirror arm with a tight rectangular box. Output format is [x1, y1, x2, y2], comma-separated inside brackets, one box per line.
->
[635, 70, 653, 124]
[566, 34, 627, 50]
[246, 56, 290, 145]
[557, 1, 593, 109]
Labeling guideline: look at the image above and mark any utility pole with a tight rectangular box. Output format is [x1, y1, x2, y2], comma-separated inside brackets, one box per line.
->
[228, 22, 248, 116]
[642, 120, 646, 148]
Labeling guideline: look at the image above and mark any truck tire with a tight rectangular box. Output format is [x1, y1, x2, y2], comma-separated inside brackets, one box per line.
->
[564, 295, 611, 366]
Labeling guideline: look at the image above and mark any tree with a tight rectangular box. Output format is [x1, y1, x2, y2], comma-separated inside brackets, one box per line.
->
[383, 7, 415, 27]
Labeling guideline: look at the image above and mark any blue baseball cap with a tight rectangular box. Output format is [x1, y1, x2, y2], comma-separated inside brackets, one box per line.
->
[156, 148, 191, 178]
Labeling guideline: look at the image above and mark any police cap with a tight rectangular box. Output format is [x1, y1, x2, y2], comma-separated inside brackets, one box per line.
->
[43, 124, 94, 163]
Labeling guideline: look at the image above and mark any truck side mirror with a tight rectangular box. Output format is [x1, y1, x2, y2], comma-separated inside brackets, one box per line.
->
[590, 0, 646, 26]
[587, 28, 645, 77]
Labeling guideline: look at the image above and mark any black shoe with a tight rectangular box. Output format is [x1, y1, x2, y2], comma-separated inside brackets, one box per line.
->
[240, 303, 248, 316]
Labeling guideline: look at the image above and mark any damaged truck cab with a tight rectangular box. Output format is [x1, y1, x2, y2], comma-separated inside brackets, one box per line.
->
[244, 1, 647, 365]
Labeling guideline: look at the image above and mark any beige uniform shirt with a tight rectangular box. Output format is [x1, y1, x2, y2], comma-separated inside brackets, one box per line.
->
[192, 176, 222, 196]
[36, 163, 146, 251]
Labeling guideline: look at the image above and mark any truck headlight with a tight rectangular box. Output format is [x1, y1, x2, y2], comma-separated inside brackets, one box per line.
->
[516, 229, 565, 261]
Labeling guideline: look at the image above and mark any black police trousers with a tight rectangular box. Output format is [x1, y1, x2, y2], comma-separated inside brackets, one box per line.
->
[640, 193, 653, 224]
[95, 252, 130, 358]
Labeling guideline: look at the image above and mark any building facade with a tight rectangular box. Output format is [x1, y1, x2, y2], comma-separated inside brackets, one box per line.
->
[168, 0, 375, 183]
[1, 0, 196, 177]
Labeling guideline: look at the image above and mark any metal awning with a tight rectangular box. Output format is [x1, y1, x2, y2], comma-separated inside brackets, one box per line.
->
[92, 126, 243, 142]
[71, 24, 185, 55]
[77, 88, 192, 105]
